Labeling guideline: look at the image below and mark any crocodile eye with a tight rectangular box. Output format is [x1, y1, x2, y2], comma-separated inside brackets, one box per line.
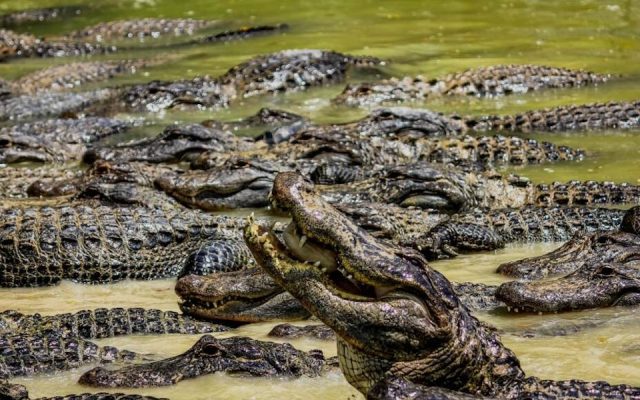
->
[596, 235, 614, 245]
[201, 344, 221, 356]
[595, 266, 617, 277]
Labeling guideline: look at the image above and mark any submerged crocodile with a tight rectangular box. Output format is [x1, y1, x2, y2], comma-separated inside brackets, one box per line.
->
[0, 29, 116, 60]
[334, 64, 610, 107]
[0, 202, 253, 287]
[0, 5, 85, 27]
[495, 207, 640, 313]
[66, 18, 217, 41]
[175, 267, 503, 324]
[121, 49, 381, 112]
[0, 89, 117, 122]
[0, 307, 226, 338]
[0, 117, 140, 163]
[245, 172, 640, 398]
[8, 60, 152, 95]
[79, 335, 336, 387]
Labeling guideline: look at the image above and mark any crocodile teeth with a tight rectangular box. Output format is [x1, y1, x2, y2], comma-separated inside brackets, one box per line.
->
[299, 235, 308, 248]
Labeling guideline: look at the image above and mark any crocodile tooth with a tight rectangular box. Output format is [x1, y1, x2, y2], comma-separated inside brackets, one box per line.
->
[299, 235, 308, 248]
[313, 261, 321, 267]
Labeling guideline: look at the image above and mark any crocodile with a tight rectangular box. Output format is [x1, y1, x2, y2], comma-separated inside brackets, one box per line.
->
[244, 171, 640, 398]
[190, 106, 585, 169]
[0, 23, 286, 62]
[0, 307, 227, 338]
[334, 64, 610, 107]
[0, 166, 84, 198]
[0, 6, 85, 27]
[0, 117, 140, 163]
[268, 323, 336, 340]
[317, 162, 640, 212]
[0, 331, 141, 379]
[9, 60, 152, 95]
[368, 377, 490, 399]
[495, 207, 640, 313]
[66, 18, 218, 42]
[0, 89, 117, 122]
[85, 107, 307, 165]
[0, 29, 116, 60]
[0, 381, 166, 400]
[178, 158, 640, 212]
[78, 335, 336, 387]
[175, 267, 503, 325]
[336, 202, 626, 259]
[166, 139, 584, 211]
[0, 202, 254, 287]
[120, 49, 381, 112]
[0, 160, 186, 202]
[83, 123, 254, 164]
[496, 206, 640, 281]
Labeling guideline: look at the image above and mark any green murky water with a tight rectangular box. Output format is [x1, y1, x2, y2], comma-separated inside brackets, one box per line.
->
[0, 0, 639, 398]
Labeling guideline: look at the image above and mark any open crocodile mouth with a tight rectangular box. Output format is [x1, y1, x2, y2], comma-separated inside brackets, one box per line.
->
[279, 220, 389, 300]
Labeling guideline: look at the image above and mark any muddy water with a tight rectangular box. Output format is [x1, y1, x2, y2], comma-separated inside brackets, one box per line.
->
[2, 244, 640, 399]
[0, 0, 639, 397]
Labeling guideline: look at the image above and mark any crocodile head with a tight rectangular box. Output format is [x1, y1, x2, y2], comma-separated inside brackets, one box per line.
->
[175, 270, 309, 323]
[84, 124, 246, 164]
[318, 163, 475, 212]
[155, 159, 277, 210]
[496, 206, 640, 313]
[78, 335, 328, 387]
[497, 206, 640, 281]
[245, 172, 523, 395]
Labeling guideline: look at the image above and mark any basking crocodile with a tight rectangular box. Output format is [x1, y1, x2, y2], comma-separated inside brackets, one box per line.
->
[0, 307, 227, 338]
[245, 171, 640, 398]
[0, 202, 253, 287]
[121, 49, 381, 112]
[495, 207, 640, 313]
[0, 117, 140, 163]
[334, 64, 610, 107]
[176, 270, 503, 324]
[79, 335, 336, 387]
[0, 331, 141, 379]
